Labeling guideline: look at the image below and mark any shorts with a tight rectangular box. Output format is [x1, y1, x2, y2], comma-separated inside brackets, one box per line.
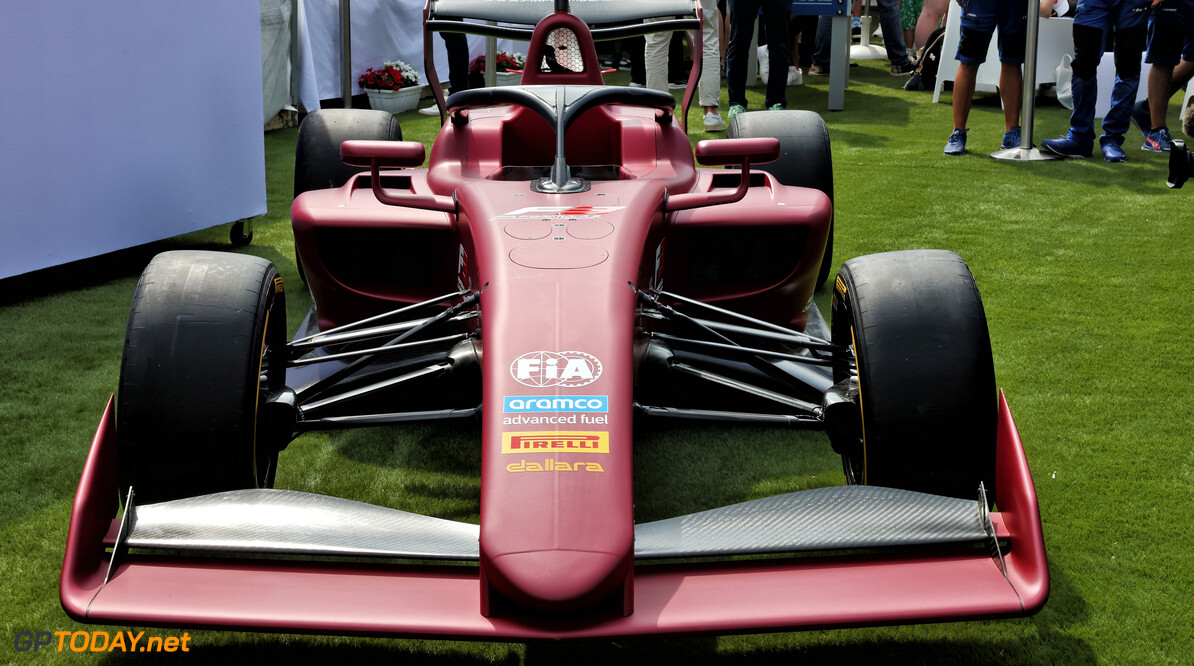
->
[957, 0, 1028, 65]
[901, 0, 924, 31]
[1145, 0, 1194, 66]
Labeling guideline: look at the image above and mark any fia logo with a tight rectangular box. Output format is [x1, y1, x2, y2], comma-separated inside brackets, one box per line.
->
[510, 351, 602, 388]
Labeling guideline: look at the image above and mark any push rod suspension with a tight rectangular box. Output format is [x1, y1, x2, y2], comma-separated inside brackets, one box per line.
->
[287, 334, 468, 367]
[296, 287, 484, 404]
[670, 361, 822, 415]
[649, 332, 837, 367]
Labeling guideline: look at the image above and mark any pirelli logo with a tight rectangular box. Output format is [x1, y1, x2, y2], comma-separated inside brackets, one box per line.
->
[501, 431, 609, 454]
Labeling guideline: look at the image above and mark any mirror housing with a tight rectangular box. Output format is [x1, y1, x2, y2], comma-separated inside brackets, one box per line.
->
[693, 137, 780, 167]
[340, 140, 427, 169]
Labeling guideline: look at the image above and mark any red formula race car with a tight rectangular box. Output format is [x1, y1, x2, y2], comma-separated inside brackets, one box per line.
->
[62, 0, 1047, 640]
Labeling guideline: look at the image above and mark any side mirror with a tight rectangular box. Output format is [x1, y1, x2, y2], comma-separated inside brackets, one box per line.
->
[340, 140, 426, 169]
[666, 137, 781, 212]
[693, 137, 780, 167]
[338, 140, 453, 213]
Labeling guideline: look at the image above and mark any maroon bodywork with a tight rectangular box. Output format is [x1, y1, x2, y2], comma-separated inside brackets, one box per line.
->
[61, 6, 1047, 640]
[63, 394, 1046, 637]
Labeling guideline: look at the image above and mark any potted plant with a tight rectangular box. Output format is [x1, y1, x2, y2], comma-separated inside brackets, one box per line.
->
[357, 60, 424, 114]
[469, 51, 526, 87]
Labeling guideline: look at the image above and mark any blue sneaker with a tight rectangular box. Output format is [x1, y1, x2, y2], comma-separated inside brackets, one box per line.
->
[1131, 100, 1151, 139]
[1001, 126, 1022, 149]
[1101, 141, 1127, 162]
[1143, 127, 1173, 153]
[727, 104, 746, 123]
[1041, 131, 1092, 158]
[943, 128, 967, 156]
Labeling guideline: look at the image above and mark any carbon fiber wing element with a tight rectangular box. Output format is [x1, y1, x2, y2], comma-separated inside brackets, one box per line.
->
[634, 485, 989, 558]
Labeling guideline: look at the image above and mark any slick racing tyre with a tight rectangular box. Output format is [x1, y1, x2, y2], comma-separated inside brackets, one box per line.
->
[294, 108, 402, 197]
[830, 250, 996, 504]
[729, 110, 834, 289]
[117, 251, 288, 504]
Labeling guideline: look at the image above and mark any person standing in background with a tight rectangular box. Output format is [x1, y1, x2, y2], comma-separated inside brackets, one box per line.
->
[1131, 0, 1193, 152]
[902, 0, 926, 54]
[725, 0, 791, 120]
[419, 26, 470, 115]
[942, 0, 1029, 155]
[645, 0, 727, 131]
[1042, 0, 1149, 161]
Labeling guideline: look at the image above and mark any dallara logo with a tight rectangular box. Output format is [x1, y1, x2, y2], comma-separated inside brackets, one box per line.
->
[501, 431, 610, 454]
[506, 459, 605, 473]
[510, 350, 602, 388]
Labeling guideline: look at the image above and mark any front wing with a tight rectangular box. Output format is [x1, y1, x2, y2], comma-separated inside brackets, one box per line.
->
[61, 393, 1047, 639]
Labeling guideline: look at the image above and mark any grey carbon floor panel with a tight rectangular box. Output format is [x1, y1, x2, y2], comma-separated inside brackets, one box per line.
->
[127, 489, 479, 560]
[633, 485, 987, 559]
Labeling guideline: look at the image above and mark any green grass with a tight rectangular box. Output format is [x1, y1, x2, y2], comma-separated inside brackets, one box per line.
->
[2, 61, 1192, 664]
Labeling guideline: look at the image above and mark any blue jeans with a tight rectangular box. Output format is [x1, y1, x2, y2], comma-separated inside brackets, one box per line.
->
[1069, 0, 1149, 144]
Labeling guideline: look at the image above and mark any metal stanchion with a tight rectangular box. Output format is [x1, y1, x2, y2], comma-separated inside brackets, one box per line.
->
[992, 0, 1058, 160]
[340, 0, 353, 108]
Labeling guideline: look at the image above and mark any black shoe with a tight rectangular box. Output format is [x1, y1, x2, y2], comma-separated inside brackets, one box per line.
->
[891, 63, 915, 76]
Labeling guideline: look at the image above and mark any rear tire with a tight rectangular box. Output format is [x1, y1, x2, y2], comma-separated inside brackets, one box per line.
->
[830, 250, 996, 503]
[294, 108, 402, 197]
[117, 251, 287, 504]
[729, 110, 834, 289]
[292, 109, 402, 284]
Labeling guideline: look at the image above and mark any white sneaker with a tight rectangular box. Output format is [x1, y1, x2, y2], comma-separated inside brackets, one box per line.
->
[628, 81, 645, 88]
[703, 111, 727, 132]
[787, 66, 802, 86]
[418, 105, 439, 116]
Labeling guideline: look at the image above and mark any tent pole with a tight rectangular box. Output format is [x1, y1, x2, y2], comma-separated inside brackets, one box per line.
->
[340, 0, 352, 108]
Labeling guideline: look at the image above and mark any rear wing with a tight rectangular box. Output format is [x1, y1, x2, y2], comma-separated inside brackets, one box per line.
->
[423, 0, 702, 128]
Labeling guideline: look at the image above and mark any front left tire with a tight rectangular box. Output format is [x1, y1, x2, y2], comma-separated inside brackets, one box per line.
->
[117, 251, 287, 504]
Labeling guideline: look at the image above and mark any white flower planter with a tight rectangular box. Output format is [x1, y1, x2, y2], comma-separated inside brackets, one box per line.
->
[365, 85, 425, 114]
[495, 71, 522, 87]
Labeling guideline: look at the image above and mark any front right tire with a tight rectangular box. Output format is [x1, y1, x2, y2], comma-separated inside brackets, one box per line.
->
[830, 250, 997, 503]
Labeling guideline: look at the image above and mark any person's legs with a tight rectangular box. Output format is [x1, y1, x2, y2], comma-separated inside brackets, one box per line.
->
[699, 0, 725, 129]
[999, 62, 1024, 131]
[628, 35, 647, 85]
[950, 0, 998, 132]
[645, 25, 671, 92]
[992, 0, 1027, 133]
[1101, 12, 1147, 146]
[811, 15, 833, 71]
[699, 0, 723, 110]
[442, 32, 469, 94]
[669, 31, 688, 82]
[761, 0, 791, 106]
[727, 0, 762, 109]
[1141, 0, 1191, 130]
[1050, 1, 1112, 152]
[945, 61, 978, 154]
[875, 0, 914, 69]
[952, 62, 979, 130]
[916, 0, 950, 49]
[902, 0, 925, 53]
